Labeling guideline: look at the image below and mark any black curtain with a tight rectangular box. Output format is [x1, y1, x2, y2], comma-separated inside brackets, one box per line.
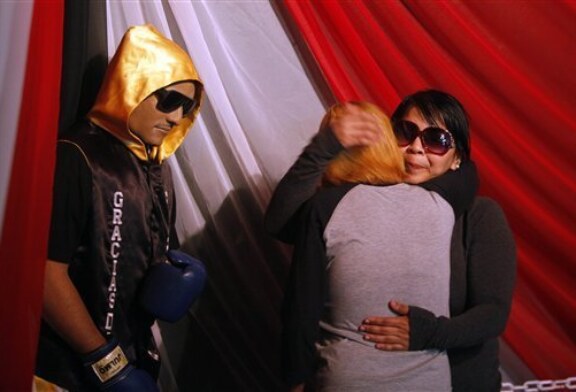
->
[58, 0, 107, 135]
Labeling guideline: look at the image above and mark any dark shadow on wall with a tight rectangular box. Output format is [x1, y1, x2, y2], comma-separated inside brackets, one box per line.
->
[58, 0, 107, 135]
[159, 184, 293, 392]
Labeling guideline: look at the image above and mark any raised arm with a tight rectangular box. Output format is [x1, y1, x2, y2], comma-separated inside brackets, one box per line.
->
[265, 129, 342, 243]
[265, 103, 382, 243]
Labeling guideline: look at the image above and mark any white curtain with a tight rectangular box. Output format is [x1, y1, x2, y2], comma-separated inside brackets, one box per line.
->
[106, 1, 325, 390]
[0, 2, 34, 238]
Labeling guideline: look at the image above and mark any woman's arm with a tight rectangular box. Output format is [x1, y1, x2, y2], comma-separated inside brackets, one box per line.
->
[265, 103, 382, 243]
[361, 198, 517, 350]
[265, 130, 341, 243]
[282, 185, 356, 387]
[409, 198, 516, 349]
[281, 197, 330, 387]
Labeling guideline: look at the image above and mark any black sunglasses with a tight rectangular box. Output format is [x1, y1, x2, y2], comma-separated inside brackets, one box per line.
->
[153, 88, 198, 116]
[393, 120, 455, 155]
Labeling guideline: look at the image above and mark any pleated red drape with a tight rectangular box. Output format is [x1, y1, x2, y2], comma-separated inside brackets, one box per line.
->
[282, 0, 576, 379]
[0, 0, 64, 389]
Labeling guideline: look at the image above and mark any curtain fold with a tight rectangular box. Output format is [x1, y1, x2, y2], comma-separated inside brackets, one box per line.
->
[0, 0, 64, 389]
[282, 0, 576, 380]
[0, 1, 34, 237]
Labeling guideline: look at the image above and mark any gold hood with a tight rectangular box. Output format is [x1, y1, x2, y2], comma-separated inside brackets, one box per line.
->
[88, 24, 203, 162]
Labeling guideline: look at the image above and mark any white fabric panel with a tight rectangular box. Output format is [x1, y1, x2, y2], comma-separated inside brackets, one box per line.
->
[106, 1, 324, 390]
[170, 1, 325, 190]
[0, 2, 34, 238]
[106, 1, 172, 55]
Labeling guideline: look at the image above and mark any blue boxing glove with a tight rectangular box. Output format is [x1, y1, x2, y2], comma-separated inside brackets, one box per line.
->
[140, 249, 207, 322]
[82, 338, 158, 391]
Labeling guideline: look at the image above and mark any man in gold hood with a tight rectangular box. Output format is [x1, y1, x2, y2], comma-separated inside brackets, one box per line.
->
[36, 25, 204, 391]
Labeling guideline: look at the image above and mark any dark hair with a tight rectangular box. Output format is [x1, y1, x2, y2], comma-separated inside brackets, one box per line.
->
[391, 90, 471, 161]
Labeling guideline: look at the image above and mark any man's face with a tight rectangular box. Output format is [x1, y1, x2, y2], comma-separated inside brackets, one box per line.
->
[128, 82, 196, 146]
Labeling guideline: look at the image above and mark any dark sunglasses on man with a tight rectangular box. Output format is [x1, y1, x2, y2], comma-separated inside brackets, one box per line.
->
[393, 120, 455, 155]
[154, 88, 198, 116]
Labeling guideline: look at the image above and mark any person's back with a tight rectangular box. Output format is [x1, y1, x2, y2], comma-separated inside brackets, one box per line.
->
[306, 183, 452, 391]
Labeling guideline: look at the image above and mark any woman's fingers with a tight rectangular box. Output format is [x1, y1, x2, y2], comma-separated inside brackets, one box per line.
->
[359, 314, 410, 351]
[361, 327, 409, 350]
[361, 316, 408, 328]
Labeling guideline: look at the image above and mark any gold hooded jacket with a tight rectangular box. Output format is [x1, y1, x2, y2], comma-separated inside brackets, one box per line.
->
[88, 24, 203, 162]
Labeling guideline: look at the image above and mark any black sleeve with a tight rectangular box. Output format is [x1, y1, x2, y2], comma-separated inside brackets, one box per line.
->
[265, 130, 343, 244]
[281, 185, 355, 386]
[281, 202, 327, 386]
[408, 198, 516, 350]
[419, 160, 478, 218]
[47, 141, 92, 263]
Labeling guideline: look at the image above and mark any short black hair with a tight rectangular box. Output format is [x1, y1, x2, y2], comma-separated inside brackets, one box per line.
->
[391, 89, 471, 161]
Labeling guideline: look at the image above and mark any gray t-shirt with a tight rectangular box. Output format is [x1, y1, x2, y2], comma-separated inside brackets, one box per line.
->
[316, 184, 453, 391]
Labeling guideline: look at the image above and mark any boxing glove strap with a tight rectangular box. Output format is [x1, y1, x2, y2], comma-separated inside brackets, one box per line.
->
[88, 344, 129, 383]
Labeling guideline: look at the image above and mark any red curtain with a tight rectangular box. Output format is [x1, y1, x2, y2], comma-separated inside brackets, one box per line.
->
[0, 0, 64, 389]
[282, 0, 576, 379]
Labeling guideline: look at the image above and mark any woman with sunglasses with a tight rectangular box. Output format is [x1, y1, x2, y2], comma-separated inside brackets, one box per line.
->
[267, 90, 516, 391]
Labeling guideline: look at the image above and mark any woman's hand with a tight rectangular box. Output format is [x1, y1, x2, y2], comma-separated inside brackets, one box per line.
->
[359, 300, 411, 351]
[328, 102, 382, 148]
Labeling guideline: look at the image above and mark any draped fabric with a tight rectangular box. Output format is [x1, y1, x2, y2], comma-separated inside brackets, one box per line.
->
[280, 0, 576, 380]
[0, 2, 33, 239]
[2, 0, 574, 389]
[0, 1, 64, 390]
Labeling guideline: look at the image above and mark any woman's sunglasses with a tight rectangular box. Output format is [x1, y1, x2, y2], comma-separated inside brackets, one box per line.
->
[153, 88, 198, 116]
[393, 120, 455, 155]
